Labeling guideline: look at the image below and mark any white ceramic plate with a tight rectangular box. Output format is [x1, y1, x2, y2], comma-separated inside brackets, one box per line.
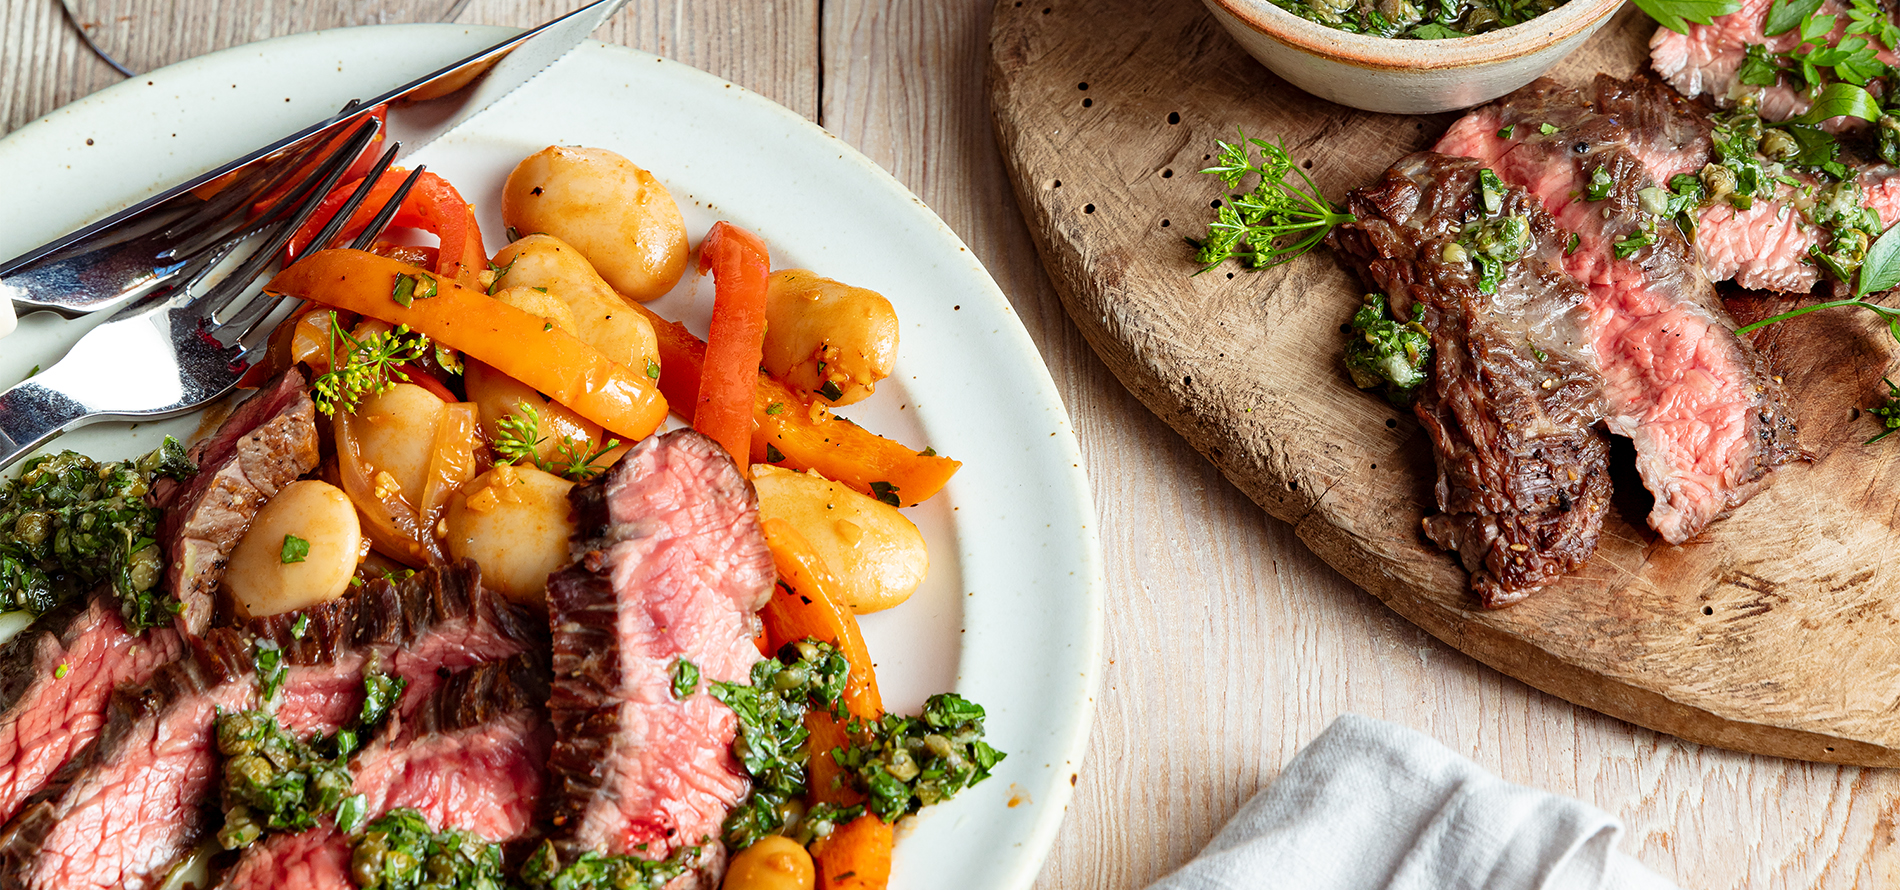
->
[0, 25, 1103, 890]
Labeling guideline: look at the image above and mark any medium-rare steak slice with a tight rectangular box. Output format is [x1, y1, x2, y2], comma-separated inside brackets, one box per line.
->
[544, 429, 773, 868]
[1454, 74, 1900, 296]
[1438, 77, 1802, 544]
[1648, 0, 1895, 126]
[1330, 152, 1614, 607]
[0, 562, 540, 890]
[212, 654, 552, 890]
[156, 369, 320, 636]
[0, 593, 182, 824]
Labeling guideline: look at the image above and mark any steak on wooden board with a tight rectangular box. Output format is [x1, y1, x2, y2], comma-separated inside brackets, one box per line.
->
[0, 592, 182, 825]
[211, 654, 552, 890]
[1436, 76, 1802, 545]
[154, 369, 321, 636]
[544, 429, 773, 871]
[1330, 152, 1614, 607]
[0, 562, 541, 890]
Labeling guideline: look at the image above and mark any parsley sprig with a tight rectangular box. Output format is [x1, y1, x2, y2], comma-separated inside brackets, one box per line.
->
[311, 312, 430, 416]
[1193, 131, 1353, 272]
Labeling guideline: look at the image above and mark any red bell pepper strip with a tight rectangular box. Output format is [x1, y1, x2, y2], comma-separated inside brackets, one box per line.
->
[693, 221, 771, 470]
[285, 168, 488, 287]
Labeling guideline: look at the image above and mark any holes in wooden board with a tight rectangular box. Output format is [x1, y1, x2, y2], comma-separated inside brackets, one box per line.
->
[1169, 111, 1182, 124]
[1084, 204, 1096, 214]
[1082, 98, 1093, 107]
[1702, 606, 1714, 616]
[1385, 418, 1398, 428]
[1078, 82, 1089, 90]
[1160, 219, 1171, 228]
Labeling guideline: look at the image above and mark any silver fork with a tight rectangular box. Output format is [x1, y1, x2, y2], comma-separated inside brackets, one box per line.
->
[0, 104, 374, 319]
[0, 120, 425, 472]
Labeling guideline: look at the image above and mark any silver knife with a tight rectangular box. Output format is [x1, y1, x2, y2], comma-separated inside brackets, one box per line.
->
[0, 0, 629, 328]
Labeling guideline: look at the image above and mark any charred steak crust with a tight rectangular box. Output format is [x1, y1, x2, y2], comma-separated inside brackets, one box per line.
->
[1437, 76, 1802, 544]
[546, 429, 773, 865]
[0, 562, 540, 890]
[158, 370, 321, 637]
[212, 653, 554, 890]
[1331, 152, 1615, 607]
[0, 594, 183, 824]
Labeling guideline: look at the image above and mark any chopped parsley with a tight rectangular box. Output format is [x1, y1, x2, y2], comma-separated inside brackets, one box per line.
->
[351, 808, 508, 890]
[1342, 293, 1431, 407]
[389, 272, 437, 308]
[671, 658, 700, 700]
[833, 693, 1006, 823]
[254, 639, 288, 704]
[0, 437, 191, 629]
[706, 639, 1004, 849]
[280, 534, 310, 565]
[868, 481, 901, 507]
[214, 668, 406, 850]
[519, 842, 698, 890]
[765, 444, 786, 463]
[818, 380, 845, 402]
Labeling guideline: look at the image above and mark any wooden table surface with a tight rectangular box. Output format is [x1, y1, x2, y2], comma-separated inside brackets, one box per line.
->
[2, 1, 1896, 887]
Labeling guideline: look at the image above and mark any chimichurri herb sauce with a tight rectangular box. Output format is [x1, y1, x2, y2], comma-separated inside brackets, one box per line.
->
[0, 438, 191, 630]
[1269, 0, 1569, 39]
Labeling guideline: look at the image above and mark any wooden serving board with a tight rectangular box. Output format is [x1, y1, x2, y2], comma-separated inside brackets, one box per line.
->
[989, 0, 1900, 765]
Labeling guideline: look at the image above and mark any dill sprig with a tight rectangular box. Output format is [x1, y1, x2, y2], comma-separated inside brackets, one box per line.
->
[311, 313, 430, 416]
[491, 403, 620, 481]
[1192, 130, 1354, 273]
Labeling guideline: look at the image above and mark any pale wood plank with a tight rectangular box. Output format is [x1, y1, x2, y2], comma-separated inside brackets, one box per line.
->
[457, 0, 819, 121]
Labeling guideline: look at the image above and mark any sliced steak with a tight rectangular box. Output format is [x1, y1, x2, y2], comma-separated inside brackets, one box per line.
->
[1648, 0, 1892, 125]
[156, 369, 320, 636]
[0, 562, 541, 890]
[0, 594, 182, 824]
[212, 654, 552, 890]
[1330, 152, 1614, 606]
[1438, 77, 1802, 544]
[545, 429, 772, 865]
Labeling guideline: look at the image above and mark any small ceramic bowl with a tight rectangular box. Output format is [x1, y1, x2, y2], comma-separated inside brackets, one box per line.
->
[1202, 0, 1626, 114]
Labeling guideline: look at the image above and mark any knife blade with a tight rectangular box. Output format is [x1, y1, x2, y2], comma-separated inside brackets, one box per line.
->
[0, 0, 629, 334]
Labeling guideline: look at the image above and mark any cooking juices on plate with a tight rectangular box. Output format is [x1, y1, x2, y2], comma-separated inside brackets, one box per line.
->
[0, 142, 996, 890]
[1199, 0, 1900, 606]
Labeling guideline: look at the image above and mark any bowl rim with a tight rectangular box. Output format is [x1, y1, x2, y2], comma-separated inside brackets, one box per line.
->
[1206, 0, 1629, 71]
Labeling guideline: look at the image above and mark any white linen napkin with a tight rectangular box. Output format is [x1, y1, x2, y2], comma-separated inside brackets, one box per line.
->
[1148, 714, 1680, 890]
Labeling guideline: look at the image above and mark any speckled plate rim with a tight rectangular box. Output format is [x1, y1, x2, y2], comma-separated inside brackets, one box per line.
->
[0, 25, 1105, 890]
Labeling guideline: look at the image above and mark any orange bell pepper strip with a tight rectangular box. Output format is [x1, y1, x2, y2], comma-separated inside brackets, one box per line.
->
[757, 517, 882, 720]
[811, 813, 894, 890]
[266, 250, 668, 441]
[694, 222, 772, 469]
[631, 304, 961, 506]
[285, 168, 488, 287]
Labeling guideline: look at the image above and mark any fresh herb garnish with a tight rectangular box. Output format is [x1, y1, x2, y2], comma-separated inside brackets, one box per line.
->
[390, 272, 437, 308]
[520, 842, 699, 890]
[491, 403, 620, 481]
[764, 444, 785, 463]
[645, 358, 661, 379]
[0, 437, 191, 628]
[291, 614, 310, 640]
[868, 481, 901, 507]
[1869, 377, 1900, 442]
[311, 313, 430, 416]
[254, 639, 288, 704]
[1632, 0, 1741, 34]
[710, 640, 852, 849]
[1583, 166, 1614, 201]
[1342, 294, 1431, 406]
[351, 808, 508, 890]
[834, 693, 1007, 823]
[280, 534, 309, 565]
[215, 668, 406, 850]
[818, 380, 845, 402]
[1192, 130, 1354, 272]
[671, 658, 700, 700]
[214, 709, 355, 849]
